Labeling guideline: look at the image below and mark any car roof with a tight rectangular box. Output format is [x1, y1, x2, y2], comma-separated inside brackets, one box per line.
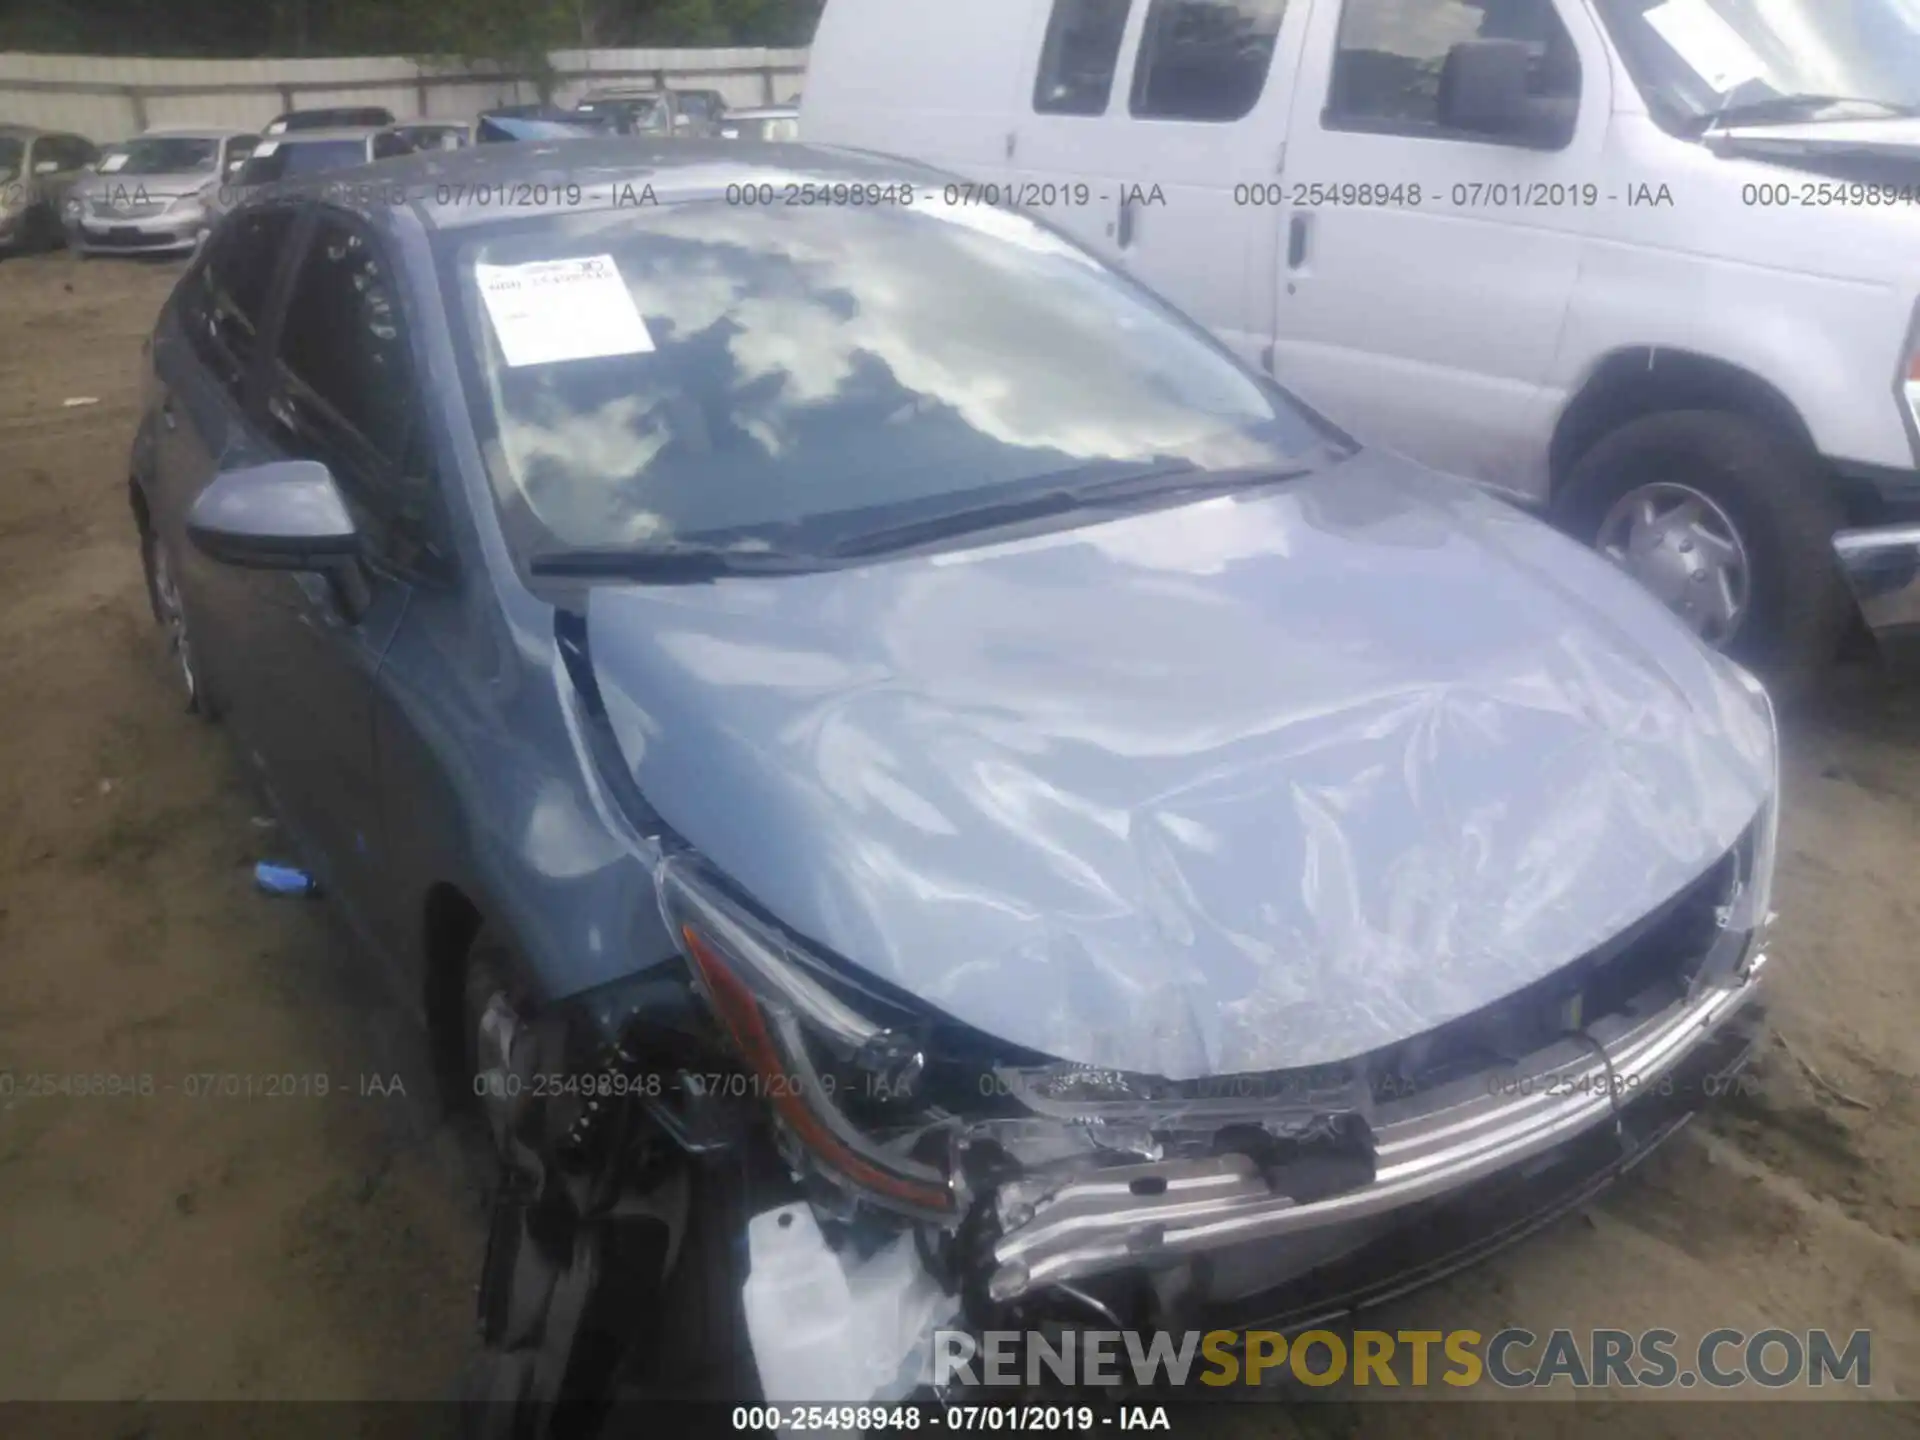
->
[261, 127, 381, 144]
[137, 125, 257, 139]
[266, 138, 945, 235]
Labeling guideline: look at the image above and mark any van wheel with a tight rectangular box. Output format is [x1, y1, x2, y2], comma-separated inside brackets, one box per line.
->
[1556, 409, 1850, 689]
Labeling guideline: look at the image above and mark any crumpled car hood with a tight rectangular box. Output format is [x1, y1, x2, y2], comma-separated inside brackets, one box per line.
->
[585, 452, 1775, 1079]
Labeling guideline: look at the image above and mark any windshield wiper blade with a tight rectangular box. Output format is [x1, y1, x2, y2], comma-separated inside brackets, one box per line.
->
[829, 462, 1317, 561]
[827, 487, 1101, 560]
[1068, 462, 1319, 505]
[1701, 93, 1920, 131]
[528, 542, 821, 582]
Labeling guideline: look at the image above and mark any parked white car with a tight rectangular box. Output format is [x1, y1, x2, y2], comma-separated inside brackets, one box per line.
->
[802, 0, 1920, 682]
[63, 127, 257, 257]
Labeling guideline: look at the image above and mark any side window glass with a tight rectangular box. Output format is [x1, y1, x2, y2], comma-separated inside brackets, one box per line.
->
[274, 217, 416, 477]
[1035, 0, 1134, 115]
[224, 136, 258, 174]
[192, 207, 296, 396]
[1328, 0, 1580, 140]
[1129, 0, 1289, 122]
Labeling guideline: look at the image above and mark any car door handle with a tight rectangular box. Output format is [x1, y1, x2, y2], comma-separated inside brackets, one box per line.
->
[159, 397, 177, 431]
[1287, 212, 1312, 270]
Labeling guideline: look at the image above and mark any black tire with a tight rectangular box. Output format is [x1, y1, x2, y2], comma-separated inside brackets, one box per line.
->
[455, 926, 711, 1439]
[1556, 409, 1852, 691]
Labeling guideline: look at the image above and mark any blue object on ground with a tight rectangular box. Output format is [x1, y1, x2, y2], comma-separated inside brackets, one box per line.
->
[254, 861, 318, 897]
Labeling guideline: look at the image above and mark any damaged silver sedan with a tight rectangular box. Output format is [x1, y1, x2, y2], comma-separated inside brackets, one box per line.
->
[127, 139, 1778, 1431]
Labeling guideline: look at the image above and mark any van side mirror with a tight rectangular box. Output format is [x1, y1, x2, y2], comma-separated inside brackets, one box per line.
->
[1437, 39, 1573, 147]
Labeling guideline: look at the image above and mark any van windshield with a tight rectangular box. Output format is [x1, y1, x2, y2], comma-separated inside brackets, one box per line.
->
[1594, 0, 1920, 128]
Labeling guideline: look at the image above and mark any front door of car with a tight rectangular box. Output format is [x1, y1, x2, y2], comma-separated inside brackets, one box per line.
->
[1273, 0, 1606, 498]
[26, 134, 92, 235]
[152, 205, 301, 704]
[225, 208, 435, 937]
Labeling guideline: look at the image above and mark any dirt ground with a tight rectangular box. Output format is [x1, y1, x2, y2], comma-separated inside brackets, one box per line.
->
[1, 251, 1916, 1433]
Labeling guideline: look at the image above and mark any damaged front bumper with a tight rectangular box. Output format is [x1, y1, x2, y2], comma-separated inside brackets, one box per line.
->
[1835, 523, 1920, 665]
[984, 950, 1771, 1308]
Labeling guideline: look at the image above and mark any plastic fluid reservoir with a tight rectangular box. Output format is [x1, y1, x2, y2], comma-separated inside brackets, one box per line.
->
[743, 1202, 868, 1404]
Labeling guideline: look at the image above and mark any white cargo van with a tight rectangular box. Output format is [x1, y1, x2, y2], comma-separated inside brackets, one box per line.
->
[802, 0, 1920, 680]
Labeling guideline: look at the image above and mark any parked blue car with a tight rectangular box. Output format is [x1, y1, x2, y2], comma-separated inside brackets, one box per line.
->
[131, 139, 1781, 1427]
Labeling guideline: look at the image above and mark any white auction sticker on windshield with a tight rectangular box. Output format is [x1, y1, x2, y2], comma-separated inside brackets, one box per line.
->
[1643, 0, 1765, 93]
[97, 152, 130, 173]
[475, 254, 655, 368]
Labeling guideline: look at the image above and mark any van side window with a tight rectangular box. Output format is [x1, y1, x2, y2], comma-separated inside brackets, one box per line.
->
[1034, 0, 1134, 115]
[1328, 0, 1580, 142]
[1129, 0, 1290, 122]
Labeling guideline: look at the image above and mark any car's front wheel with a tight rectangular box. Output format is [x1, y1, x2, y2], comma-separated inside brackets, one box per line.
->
[1556, 409, 1852, 690]
[455, 929, 724, 1440]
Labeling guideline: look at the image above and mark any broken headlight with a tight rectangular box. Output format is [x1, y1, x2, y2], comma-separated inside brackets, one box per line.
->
[659, 853, 961, 1218]
[1720, 660, 1781, 973]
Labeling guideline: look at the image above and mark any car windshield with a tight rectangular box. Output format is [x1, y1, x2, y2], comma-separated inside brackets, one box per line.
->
[117, 137, 219, 175]
[0, 138, 20, 183]
[583, 97, 670, 133]
[238, 138, 366, 184]
[1593, 0, 1920, 127]
[443, 195, 1335, 563]
[479, 115, 608, 142]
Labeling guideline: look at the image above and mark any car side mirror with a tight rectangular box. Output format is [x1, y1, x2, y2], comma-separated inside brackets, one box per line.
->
[1437, 39, 1572, 147]
[187, 461, 360, 572]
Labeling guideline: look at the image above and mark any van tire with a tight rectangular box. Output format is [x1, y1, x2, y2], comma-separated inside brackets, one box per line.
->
[1555, 409, 1851, 691]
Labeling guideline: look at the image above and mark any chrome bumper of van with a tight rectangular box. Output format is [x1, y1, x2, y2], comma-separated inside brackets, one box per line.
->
[986, 952, 1770, 1303]
[1835, 524, 1920, 664]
